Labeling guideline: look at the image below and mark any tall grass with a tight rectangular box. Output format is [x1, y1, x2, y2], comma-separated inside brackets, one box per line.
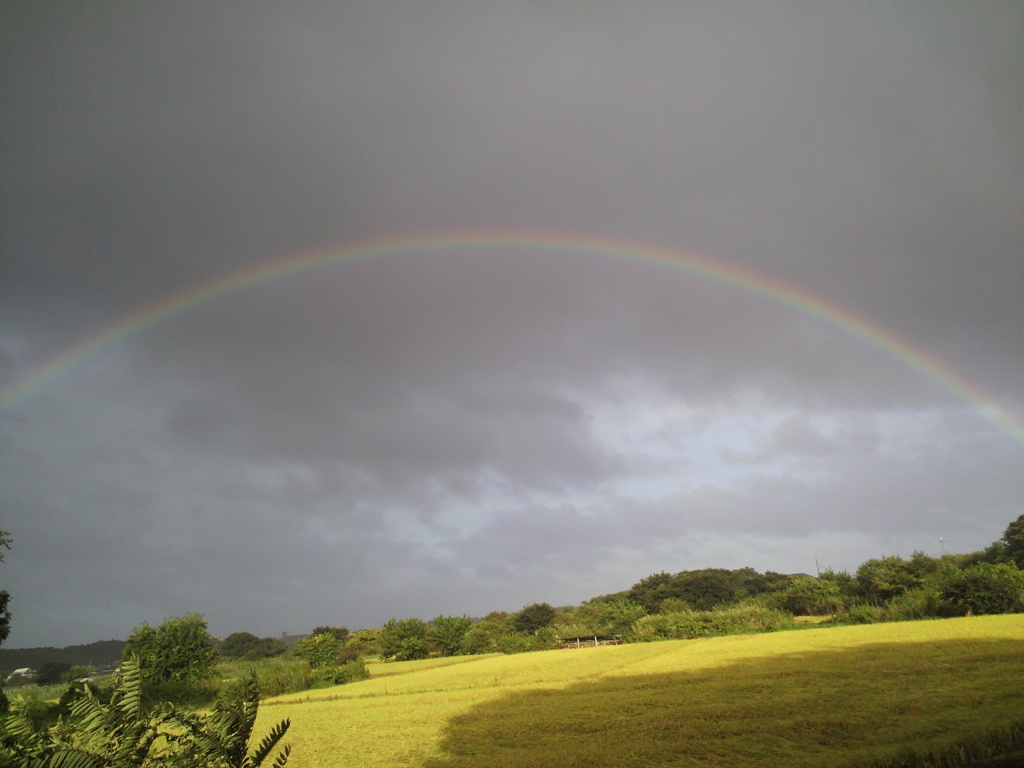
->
[215, 657, 313, 698]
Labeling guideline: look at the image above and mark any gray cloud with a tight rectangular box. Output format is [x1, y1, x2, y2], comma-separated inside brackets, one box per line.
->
[1, 1, 1022, 646]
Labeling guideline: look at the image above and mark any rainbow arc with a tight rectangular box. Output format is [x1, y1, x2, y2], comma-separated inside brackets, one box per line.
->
[2, 231, 1021, 449]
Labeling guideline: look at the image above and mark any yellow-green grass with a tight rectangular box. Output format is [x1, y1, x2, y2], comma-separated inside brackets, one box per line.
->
[257, 615, 1024, 767]
[364, 654, 504, 678]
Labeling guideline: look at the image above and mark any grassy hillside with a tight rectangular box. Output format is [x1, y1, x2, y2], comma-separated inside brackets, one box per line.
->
[258, 615, 1024, 767]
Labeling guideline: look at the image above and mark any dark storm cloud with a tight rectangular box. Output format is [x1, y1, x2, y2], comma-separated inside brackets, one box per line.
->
[1, 1, 1022, 646]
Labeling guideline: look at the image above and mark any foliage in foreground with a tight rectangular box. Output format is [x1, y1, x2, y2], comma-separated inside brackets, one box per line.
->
[0, 657, 290, 768]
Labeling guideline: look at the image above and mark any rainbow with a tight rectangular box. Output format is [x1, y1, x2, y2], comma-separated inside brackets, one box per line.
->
[2, 230, 1022, 448]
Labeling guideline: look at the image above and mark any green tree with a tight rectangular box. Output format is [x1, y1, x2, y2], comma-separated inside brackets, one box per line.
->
[292, 633, 341, 669]
[671, 569, 743, 611]
[513, 603, 556, 634]
[311, 626, 349, 642]
[378, 618, 430, 661]
[338, 628, 378, 663]
[1000, 513, 1024, 568]
[220, 633, 287, 661]
[458, 612, 508, 655]
[0, 531, 11, 714]
[429, 615, 472, 657]
[221, 632, 260, 659]
[34, 661, 74, 686]
[854, 555, 923, 603]
[626, 572, 675, 613]
[626, 568, 779, 613]
[123, 613, 219, 689]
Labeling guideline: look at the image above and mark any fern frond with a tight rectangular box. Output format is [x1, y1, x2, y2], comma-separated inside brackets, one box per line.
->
[270, 743, 290, 768]
[3, 710, 38, 741]
[30, 748, 104, 768]
[115, 657, 143, 720]
[66, 687, 110, 751]
[248, 718, 290, 768]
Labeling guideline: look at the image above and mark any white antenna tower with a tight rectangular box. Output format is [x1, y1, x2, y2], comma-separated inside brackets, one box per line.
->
[938, 536, 947, 555]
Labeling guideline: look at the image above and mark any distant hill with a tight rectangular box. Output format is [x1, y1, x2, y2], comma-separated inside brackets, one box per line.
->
[0, 640, 125, 675]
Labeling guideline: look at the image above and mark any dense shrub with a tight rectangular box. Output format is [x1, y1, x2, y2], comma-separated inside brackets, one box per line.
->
[632, 602, 793, 641]
[883, 591, 943, 622]
[938, 563, 1024, 616]
[491, 627, 559, 654]
[307, 659, 370, 688]
[561, 599, 647, 638]
[825, 603, 891, 625]
[773, 576, 845, 616]
[123, 612, 219, 697]
[455, 614, 560, 655]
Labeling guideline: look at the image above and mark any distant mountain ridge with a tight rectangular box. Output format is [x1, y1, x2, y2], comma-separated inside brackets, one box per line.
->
[0, 640, 125, 675]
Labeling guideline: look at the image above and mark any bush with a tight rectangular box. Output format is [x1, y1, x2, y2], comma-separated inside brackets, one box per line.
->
[825, 603, 890, 625]
[563, 599, 647, 638]
[884, 591, 942, 621]
[632, 602, 793, 641]
[123, 612, 219, 695]
[773, 576, 845, 616]
[938, 563, 1024, 616]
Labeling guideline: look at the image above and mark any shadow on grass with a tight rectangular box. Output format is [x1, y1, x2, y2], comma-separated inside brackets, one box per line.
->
[422, 637, 1024, 768]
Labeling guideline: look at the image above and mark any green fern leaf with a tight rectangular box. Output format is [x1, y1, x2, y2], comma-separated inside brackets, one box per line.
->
[248, 718, 290, 768]
[270, 743, 291, 768]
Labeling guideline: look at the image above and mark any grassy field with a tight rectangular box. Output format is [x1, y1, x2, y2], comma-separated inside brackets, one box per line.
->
[258, 615, 1024, 767]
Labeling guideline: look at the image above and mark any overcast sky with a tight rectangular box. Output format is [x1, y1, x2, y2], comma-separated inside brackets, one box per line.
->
[2, 2, 1022, 648]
